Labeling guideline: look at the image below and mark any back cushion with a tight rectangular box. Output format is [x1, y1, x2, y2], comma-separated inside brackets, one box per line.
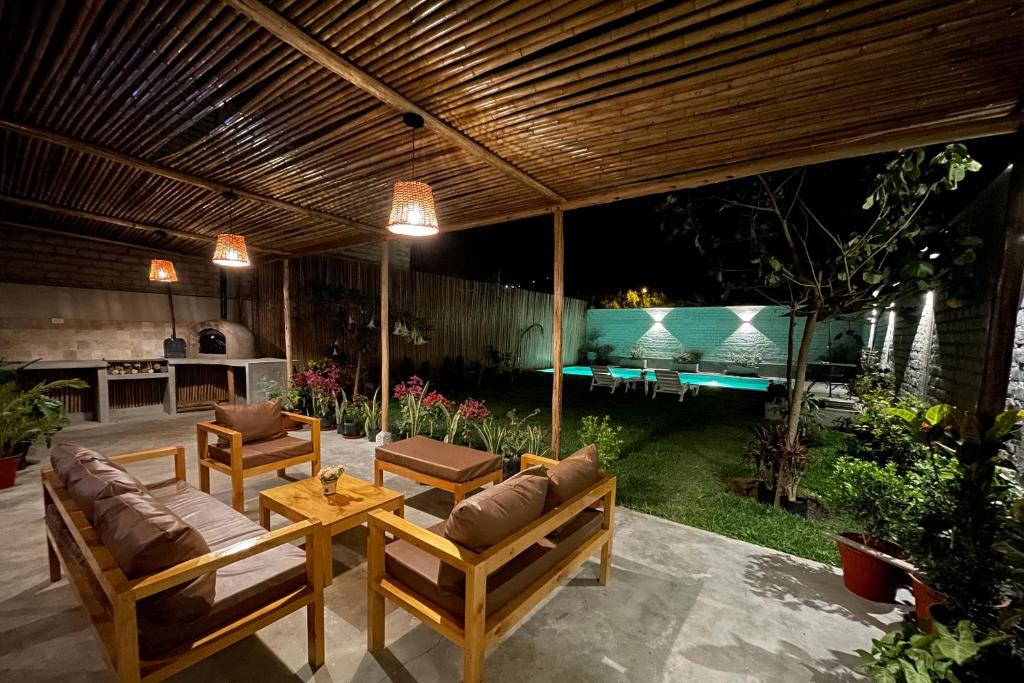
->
[444, 465, 549, 552]
[215, 399, 284, 443]
[544, 444, 600, 512]
[94, 491, 215, 625]
[65, 457, 146, 521]
[50, 442, 125, 484]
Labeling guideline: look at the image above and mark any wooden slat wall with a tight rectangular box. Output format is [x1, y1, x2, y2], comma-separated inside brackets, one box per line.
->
[253, 256, 586, 374]
[108, 379, 164, 410]
[17, 369, 95, 416]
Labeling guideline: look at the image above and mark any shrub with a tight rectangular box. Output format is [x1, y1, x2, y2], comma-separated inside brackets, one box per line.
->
[847, 390, 928, 470]
[577, 415, 624, 469]
[746, 422, 809, 504]
[672, 348, 703, 364]
[822, 456, 913, 541]
[728, 351, 763, 367]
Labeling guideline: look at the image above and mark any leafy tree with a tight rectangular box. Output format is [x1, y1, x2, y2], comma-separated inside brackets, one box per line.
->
[660, 144, 982, 504]
[310, 284, 378, 395]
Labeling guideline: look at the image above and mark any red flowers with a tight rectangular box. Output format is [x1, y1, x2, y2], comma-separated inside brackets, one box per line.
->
[458, 398, 490, 421]
[422, 391, 452, 411]
[392, 375, 424, 399]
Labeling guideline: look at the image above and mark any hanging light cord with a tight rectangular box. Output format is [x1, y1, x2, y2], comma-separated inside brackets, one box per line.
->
[411, 126, 416, 179]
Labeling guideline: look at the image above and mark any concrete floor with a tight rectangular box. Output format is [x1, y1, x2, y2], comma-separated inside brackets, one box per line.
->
[0, 413, 902, 682]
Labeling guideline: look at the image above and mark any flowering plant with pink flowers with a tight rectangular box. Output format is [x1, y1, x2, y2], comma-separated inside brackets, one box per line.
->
[392, 375, 424, 400]
[292, 359, 343, 423]
[457, 399, 490, 422]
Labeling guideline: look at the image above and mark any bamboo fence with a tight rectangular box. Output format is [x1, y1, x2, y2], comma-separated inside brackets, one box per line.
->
[253, 256, 587, 374]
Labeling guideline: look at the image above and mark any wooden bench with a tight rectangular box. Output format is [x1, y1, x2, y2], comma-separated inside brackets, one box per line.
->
[42, 446, 324, 683]
[366, 453, 615, 683]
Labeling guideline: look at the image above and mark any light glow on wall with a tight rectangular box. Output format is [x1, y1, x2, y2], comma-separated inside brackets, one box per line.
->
[646, 307, 672, 322]
[729, 305, 764, 323]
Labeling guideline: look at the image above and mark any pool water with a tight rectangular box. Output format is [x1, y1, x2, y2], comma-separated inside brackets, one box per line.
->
[539, 366, 775, 392]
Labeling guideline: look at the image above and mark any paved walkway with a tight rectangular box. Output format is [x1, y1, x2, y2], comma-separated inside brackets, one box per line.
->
[0, 413, 902, 681]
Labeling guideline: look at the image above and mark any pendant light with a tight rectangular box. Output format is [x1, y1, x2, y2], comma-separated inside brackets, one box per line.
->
[387, 113, 439, 236]
[148, 259, 178, 283]
[212, 191, 250, 267]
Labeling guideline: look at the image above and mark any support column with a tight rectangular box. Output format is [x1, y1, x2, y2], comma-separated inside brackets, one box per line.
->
[977, 129, 1024, 417]
[283, 258, 293, 381]
[380, 240, 390, 437]
[551, 208, 564, 458]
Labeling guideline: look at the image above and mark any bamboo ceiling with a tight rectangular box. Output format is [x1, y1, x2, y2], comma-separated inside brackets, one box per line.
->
[1, 0, 1021, 257]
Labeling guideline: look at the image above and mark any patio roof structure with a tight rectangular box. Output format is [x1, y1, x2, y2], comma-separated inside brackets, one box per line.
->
[2, 0, 1023, 446]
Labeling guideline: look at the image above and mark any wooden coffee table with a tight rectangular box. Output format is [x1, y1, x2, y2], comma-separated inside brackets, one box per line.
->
[259, 474, 404, 586]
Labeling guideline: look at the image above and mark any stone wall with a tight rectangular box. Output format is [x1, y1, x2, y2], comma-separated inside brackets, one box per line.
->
[0, 225, 251, 361]
[587, 305, 866, 367]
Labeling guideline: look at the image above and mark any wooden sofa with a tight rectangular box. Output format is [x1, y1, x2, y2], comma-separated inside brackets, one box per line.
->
[197, 400, 321, 512]
[42, 443, 324, 683]
[366, 452, 616, 683]
[375, 436, 504, 504]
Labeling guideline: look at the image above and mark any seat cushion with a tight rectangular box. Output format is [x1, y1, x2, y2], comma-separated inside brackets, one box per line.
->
[444, 465, 548, 551]
[384, 509, 603, 620]
[207, 435, 314, 469]
[544, 444, 600, 512]
[139, 480, 307, 658]
[93, 490, 215, 627]
[376, 436, 502, 483]
[214, 400, 285, 443]
[64, 456, 147, 521]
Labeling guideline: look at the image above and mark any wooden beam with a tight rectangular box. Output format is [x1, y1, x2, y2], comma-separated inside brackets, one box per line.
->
[380, 240, 390, 434]
[977, 128, 1024, 417]
[0, 220, 205, 258]
[283, 258, 293, 382]
[0, 118, 382, 236]
[440, 115, 1021, 233]
[551, 208, 564, 459]
[222, 0, 565, 205]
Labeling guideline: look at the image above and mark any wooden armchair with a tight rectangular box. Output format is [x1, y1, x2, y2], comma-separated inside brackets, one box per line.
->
[367, 454, 615, 683]
[197, 407, 320, 512]
[42, 446, 324, 683]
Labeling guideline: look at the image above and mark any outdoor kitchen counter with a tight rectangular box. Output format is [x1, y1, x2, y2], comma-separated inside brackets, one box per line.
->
[167, 358, 287, 411]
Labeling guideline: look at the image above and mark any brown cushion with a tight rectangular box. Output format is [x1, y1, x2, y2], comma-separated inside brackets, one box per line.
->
[65, 457, 146, 521]
[544, 444, 600, 512]
[214, 400, 285, 444]
[385, 509, 603, 619]
[207, 435, 314, 469]
[444, 465, 548, 552]
[375, 436, 502, 483]
[139, 479, 307, 658]
[50, 442, 125, 484]
[93, 491, 215, 627]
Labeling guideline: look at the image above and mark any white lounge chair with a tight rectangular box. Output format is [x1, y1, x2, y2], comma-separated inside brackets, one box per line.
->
[650, 369, 698, 402]
[590, 366, 624, 394]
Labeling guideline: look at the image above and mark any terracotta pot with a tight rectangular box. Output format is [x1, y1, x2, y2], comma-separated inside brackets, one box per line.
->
[836, 533, 907, 603]
[0, 454, 20, 489]
[910, 573, 947, 633]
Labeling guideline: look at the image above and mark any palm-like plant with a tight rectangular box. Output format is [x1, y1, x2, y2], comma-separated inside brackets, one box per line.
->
[1, 375, 88, 460]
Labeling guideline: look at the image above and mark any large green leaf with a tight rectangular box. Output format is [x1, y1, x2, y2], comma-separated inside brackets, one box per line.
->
[932, 633, 978, 665]
[887, 407, 918, 424]
[899, 659, 931, 683]
[923, 404, 953, 428]
[985, 409, 1024, 442]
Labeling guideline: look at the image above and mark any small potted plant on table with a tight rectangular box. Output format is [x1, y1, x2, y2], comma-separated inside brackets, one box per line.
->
[318, 465, 345, 495]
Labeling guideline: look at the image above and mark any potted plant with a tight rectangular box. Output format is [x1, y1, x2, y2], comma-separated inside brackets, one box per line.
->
[318, 465, 345, 495]
[335, 389, 363, 438]
[620, 345, 647, 369]
[726, 351, 763, 376]
[671, 348, 702, 372]
[0, 365, 88, 488]
[746, 422, 811, 517]
[595, 344, 614, 365]
[362, 388, 382, 442]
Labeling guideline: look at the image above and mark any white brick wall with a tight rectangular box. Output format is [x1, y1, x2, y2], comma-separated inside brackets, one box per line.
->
[587, 306, 866, 363]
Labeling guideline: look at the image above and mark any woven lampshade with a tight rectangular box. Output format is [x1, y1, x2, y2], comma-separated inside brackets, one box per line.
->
[212, 233, 250, 267]
[148, 259, 178, 283]
[387, 181, 439, 236]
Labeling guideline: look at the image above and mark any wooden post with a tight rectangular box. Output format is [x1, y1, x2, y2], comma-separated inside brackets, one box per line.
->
[283, 258, 293, 381]
[977, 129, 1024, 417]
[380, 240, 390, 433]
[551, 208, 565, 458]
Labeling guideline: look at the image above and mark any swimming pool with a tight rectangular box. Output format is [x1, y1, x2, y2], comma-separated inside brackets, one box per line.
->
[539, 366, 776, 392]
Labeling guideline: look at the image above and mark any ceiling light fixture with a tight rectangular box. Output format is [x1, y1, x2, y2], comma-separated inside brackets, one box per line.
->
[148, 259, 178, 283]
[387, 113, 439, 237]
[212, 191, 250, 267]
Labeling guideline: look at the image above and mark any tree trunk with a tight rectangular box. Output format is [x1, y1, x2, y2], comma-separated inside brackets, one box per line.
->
[778, 309, 819, 504]
[787, 309, 818, 447]
[353, 352, 362, 396]
[786, 306, 796, 405]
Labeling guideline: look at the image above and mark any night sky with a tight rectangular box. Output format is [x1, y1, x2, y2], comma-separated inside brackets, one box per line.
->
[411, 135, 1015, 304]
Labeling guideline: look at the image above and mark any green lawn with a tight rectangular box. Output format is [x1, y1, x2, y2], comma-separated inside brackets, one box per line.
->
[438, 371, 855, 565]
